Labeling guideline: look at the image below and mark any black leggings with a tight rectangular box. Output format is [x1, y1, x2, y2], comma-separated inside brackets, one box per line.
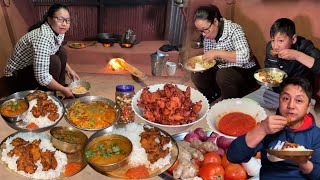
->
[6, 47, 67, 94]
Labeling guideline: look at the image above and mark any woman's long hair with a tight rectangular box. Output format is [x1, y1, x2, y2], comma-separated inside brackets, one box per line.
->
[28, 3, 69, 32]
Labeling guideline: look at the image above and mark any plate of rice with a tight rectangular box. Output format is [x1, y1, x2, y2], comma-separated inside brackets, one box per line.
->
[183, 55, 216, 72]
[2, 90, 65, 132]
[85, 122, 179, 179]
[0, 132, 87, 179]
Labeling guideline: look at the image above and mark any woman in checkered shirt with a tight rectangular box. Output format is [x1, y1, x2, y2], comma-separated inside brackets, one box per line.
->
[191, 5, 259, 104]
[4, 3, 79, 97]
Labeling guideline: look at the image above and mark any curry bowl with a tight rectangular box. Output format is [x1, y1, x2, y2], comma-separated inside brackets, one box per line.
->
[68, 80, 91, 97]
[254, 68, 288, 87]
[84, 134, 132, 172]
[64, 96, 121, 132]
[0, 98, 29, 123]
[132, 84, 209, 133]
[207, 98, 267, 139]
[50, 126, 88, 153]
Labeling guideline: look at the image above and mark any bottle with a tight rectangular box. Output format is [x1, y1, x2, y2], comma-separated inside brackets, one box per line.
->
[115, 85, 135, 124]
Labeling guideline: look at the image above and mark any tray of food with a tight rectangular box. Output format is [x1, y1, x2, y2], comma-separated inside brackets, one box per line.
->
[254, 68, 287, 87]
[267, 141, 314, 157]
[0, 90, 65, 132]
[69, 42, 86, 49]
[84, 122, 179, 179]
[0, 131, 87, 179]
[183, 55, 216, 72]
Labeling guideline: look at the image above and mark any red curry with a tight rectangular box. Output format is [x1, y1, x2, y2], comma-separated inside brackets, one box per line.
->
[218, 112, 256, 136]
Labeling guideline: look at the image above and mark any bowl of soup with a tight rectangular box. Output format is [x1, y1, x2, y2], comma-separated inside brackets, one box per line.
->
[50, 126, 88, 153]
[69, 80, 91, 97]
[64, 96, 121, 131]
[206, 98, 267, 139]
[84, 134, 132, 172]
[0, 98, 29, 123]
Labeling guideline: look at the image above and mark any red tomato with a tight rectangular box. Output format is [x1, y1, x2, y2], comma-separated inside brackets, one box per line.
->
[199, 163, 224, 180]
[224, 164, 247, 180]
[202, 152, 221, 165]
[221, 153, 231, 168]
[167, 160, 179, 172]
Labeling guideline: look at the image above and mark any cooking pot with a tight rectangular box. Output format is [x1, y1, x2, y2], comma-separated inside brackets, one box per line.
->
[97, 33, 120, 45]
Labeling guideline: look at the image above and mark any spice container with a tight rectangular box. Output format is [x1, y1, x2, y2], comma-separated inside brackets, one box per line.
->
[115, 85, 135, 124]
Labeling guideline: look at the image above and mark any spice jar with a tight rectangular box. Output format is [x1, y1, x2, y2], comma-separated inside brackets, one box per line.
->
[115, 85, 135, 124]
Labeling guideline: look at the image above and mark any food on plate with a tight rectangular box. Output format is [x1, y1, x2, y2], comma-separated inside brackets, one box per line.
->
[69, 43, 85, 48]
[140, 127, 171, 163]
[66, 100, 117, 129]
[109, 123, 174, 177]
[85, 134, 132, 166]
[71, 86, 88, 95]
[186, 56, 214, 70]
[64, 162, 81, 176]
[1, 132, 68, 179]
[22, 91, 62, 128]
[125, 165, 149, 178]
[51, 128, 87, 144]
[281, 141, 312, 151]
[218, 112, 257, 137]
[137, 84, 202, 125]
[254, 70, 285, 84]
[270, 49, 278, 57]
[1, 99, 28, 117]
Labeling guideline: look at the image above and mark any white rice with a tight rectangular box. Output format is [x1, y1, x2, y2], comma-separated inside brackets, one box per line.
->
[112, 123, 172, 171]
[24, 96, 63, 128]
[1, 132, 68, 179]
[283, 145, 312, 151]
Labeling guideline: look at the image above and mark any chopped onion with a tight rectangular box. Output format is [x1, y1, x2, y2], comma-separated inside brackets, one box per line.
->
[194, 128, 208, 141]
[216, 136, 234, 150]
[183, 132, 200, 143]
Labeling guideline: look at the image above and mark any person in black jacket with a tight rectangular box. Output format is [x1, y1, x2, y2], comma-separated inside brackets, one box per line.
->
[265, 18, 320, 90]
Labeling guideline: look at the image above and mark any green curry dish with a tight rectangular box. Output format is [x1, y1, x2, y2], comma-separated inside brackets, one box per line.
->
[89, 142, 122, 158]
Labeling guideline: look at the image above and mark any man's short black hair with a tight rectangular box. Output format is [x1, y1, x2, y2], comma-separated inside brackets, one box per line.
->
[279, 77, 312, 103]
[270, 18, 296, 38]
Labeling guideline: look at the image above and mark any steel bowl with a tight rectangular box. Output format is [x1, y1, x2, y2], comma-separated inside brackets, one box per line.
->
[84, 134, 132, 172]
[64, 96, 121, 132]
[254, 68, 288, 87]
[50, 126, 88, 153]
[0, 98, 29, 123]
[68, 80, 91, 97]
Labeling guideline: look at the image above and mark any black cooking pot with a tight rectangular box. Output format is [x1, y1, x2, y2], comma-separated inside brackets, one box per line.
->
[97, 33, 120, 45]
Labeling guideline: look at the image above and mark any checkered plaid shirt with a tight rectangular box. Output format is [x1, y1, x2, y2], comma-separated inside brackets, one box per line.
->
[4, 23, 64, 86]
[204, 18, 256, 69]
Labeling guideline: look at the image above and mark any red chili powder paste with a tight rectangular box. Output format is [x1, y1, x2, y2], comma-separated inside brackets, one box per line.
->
[218, 112, 256, 136]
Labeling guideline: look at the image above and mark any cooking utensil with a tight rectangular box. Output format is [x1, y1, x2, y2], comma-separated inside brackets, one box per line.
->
[97, 33, 120, 45]
[150, 51, 169, 76]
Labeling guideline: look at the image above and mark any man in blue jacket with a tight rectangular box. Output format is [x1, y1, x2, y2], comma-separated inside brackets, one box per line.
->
[227, 77, 320, 179]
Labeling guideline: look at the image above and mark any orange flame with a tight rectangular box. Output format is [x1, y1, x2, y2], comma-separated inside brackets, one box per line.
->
[108, 58, 126, 71]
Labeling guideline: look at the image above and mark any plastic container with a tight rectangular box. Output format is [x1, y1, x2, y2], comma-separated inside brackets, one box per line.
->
[115, 85, 135, 124]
